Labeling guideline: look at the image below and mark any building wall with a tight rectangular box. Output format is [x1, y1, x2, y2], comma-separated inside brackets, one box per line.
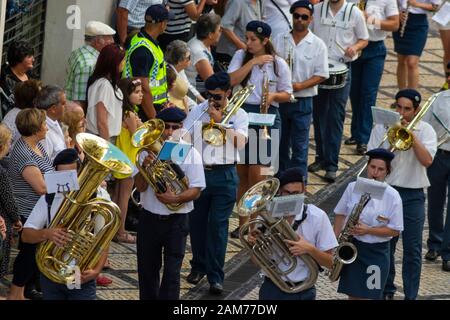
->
[41, 0, 117, 86]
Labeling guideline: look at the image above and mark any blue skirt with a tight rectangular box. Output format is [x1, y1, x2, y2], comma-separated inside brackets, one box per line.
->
[393, 13, 428, 56]
[240, 103, 281, 166]
[337, 238, 390, 299]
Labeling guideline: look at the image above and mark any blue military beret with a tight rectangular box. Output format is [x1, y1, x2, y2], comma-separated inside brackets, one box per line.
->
[395, 89, 421, 107]
[366, 148, 395, 162]
[205, 72, 231, 91]
[278, 167, 305, 188]
[53, 148, 79, 167]
[145, 4, 175, 23]
[290, 0, 314, 14]
[246, 20, 271, 38]
[156, 106, 186, 123]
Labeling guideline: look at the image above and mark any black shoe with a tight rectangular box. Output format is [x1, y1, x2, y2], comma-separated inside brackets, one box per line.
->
[186, 271, 205, 285]
[308, 162, 324, 173]
[324, 171, 336, 183]
[24, 289, 43, 300]
[356, 144, 367, 155]
[209, 283, 223, 295]
[442, 260, 450, 272]
[383, 293, 394, 300]
[344, 138, 357, 145]
[425, 249, 440, 261]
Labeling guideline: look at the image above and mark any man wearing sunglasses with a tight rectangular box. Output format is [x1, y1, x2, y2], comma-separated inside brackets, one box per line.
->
[183, 72, 249, 295]
[272, 1, 329, 180]
[368, 88, 437, 300]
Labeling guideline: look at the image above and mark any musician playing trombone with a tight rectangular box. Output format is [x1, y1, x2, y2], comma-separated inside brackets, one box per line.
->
[183, 72, 249, 295]
[422, 69, 450, 272]
[334, 148, 403, 300]
[367, 89, 437, 300]
[247, 167, 338, 300]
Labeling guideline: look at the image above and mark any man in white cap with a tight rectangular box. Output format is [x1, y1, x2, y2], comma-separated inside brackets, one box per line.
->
[65, 21, 116, 111]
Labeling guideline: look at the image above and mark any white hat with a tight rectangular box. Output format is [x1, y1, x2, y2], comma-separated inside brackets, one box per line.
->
[85, 21, 116, 36]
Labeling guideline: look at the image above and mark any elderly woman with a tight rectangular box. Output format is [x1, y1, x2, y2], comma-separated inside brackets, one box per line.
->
[0, 41, 35, 118]
[7, 108, 52, 300]
[185, 13, 222, 97]
[165, 40, 205, 108]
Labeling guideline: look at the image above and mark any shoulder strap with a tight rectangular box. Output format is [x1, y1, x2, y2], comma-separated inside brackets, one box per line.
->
[269, 0, 293, 31]
[45, 193, 56, 227]
[292, 204, 308, 231]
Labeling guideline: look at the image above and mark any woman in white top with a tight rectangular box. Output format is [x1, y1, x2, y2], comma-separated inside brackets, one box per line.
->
[228, 20, 293, 237]
[86, 44, 125, 143]
[334, 148, 403, 300]
[185, 13, 222, 97]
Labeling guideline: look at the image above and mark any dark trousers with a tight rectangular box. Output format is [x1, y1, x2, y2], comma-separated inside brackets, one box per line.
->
[259, 277, 316, 300]
[312, 63, 351, 172]
[350, 41, 386, 145]
[137, 210, 189, 300]
[158, 32, 191, 52]
[384, 187, 425, 300]
[189, 166, 238, 284]
[426, 149, 450, 260]
[40, 274, 96, 300]
[279, 97, 313, 179]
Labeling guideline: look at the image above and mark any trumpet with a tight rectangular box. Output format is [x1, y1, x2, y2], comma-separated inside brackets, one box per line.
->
[261, 70, 271, 140]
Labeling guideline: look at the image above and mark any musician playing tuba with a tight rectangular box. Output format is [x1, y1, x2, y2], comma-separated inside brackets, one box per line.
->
[134, 107, 206, 300]
[368, 89, 437, 300]
[246, 167, 338, 300]
[333, 148, 403, 300]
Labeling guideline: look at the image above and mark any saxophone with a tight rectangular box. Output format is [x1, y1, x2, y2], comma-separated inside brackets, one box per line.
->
[328, 193, 371, 282]
[260, 70, 271, 140]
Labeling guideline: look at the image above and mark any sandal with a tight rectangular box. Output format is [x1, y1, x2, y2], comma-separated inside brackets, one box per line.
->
[114, 232, 136, 244]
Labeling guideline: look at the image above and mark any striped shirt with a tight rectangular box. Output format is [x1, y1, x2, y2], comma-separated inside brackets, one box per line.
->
[165, 0, 195, 35]
[65, 45, 99, 101]
[8, 138, 53, 219]
[119, 0, 164, 29]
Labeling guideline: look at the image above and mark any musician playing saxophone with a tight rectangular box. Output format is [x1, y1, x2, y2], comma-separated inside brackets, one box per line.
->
[134, 107, 206, 300]
[247, 167, 338, 300]
[368, 89, 437, 300]
[334, 148, 403, 300]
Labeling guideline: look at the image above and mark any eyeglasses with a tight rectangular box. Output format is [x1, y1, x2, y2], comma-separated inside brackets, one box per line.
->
[206, 92, 224, 101]
[293, 13, 310, 21]
[164, 123, 182, 130]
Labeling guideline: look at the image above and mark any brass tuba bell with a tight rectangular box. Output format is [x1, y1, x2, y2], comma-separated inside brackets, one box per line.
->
[237, 178, 319, 293]
[36, 133, 133, 285]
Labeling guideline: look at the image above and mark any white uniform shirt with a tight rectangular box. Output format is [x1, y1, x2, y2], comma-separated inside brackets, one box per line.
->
[334, 181, 404, 243]
[311, 0, 370, 63]
[25, 193, 64, 229]
[44, 117, 66, 161]
[423, 90, 450, 151]
[264, 0, 297, 35]
[263, 204, 338, 283]
[139, 147, 206, 215]
[183, 101, 249, 165]
[272, 31, 329, 97]
[228, 50, 293, 107]
[348, 0, 399, 41]
[368, 121, 437, 188]
[398, 0, 442, 14]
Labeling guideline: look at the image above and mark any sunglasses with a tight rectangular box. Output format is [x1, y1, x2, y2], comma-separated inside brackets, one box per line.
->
[293, 13, 311, 21]
[165, 123, 182, 130]
[206, 92, 224, 101]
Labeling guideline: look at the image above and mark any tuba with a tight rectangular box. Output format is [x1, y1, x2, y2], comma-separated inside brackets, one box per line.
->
[328, 193, 371, 282]
[238, 178, 319, 293]
[36, 133, 133, 284]
[131, 119, 189, 211]
[202, 84, 255, 146]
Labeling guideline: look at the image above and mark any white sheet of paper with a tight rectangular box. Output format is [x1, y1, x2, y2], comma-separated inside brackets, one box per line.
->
[371, 106, 400, 127]
[44, 170, 79, 194]
[354, 177, 388, 200]
[267, 194, 305, 218]
[248, 113, 276, 126]
[432, 3, 450, 26]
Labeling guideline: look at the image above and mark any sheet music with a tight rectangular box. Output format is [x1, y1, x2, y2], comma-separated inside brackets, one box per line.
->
[44, 170, 79, 194]
[372, 106, 401, 126]
[267, 194, 305, 218]
[354, 177, 388, 200]
[248, 113, 276, 126]
[158, 140, 192, 163]
[432, 2, 450, 26]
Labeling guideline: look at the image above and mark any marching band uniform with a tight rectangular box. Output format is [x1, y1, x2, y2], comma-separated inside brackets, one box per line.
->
[423, 82, 450, 271]
[135, 107, 206, 300]
[184, 72, 249, 294]
[347, 0, 399, 154]
[272, 1, 329, 178]
[368, 89, 437, 300]
[335, 149, 404, 299]
[309, 0, 369, 182]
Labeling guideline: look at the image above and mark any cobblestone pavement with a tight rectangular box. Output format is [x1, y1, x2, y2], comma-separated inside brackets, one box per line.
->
[1, 24, 448, 300]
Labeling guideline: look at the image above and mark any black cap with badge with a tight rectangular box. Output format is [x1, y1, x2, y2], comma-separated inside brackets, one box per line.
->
[145, 4, 175, 23]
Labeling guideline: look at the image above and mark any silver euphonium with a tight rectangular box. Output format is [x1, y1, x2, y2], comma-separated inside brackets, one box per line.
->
[328, 193, 371, 282]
